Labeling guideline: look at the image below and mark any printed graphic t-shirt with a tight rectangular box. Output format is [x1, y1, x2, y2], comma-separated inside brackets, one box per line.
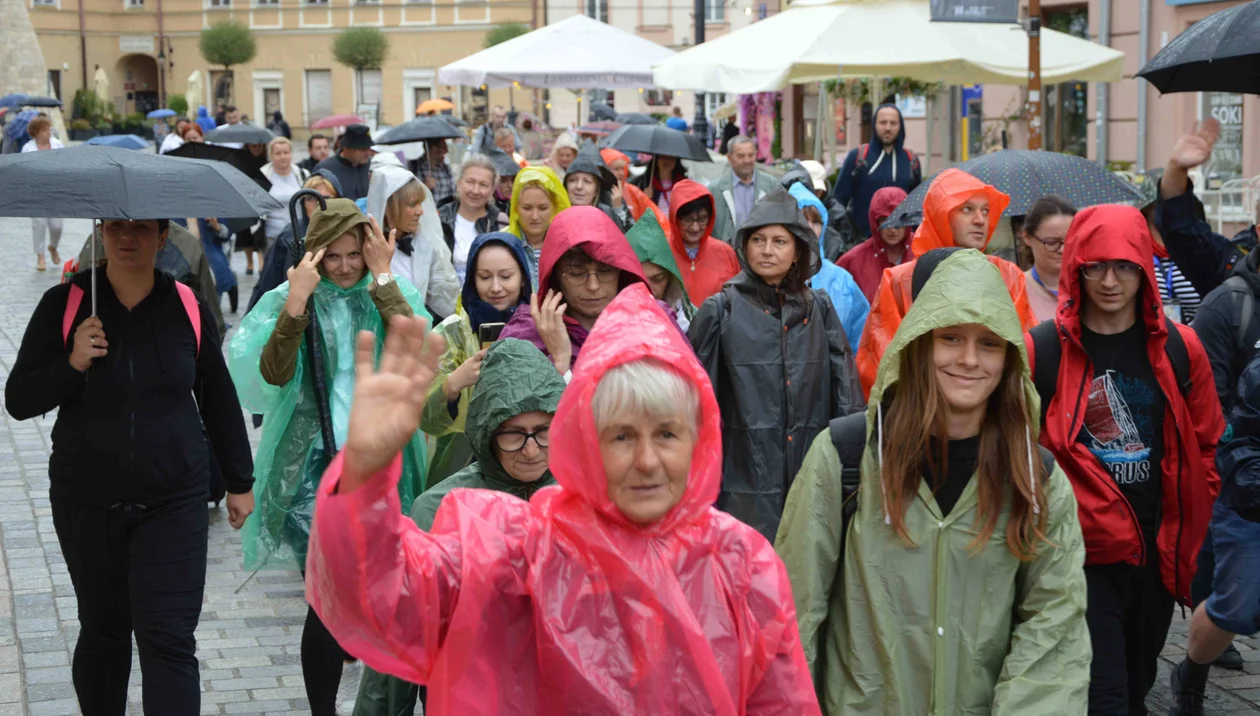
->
[1076, 322, 1166, 546]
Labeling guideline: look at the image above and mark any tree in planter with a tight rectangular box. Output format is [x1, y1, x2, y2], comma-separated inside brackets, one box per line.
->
[484, 22, 529, 48]
[332, 27, 389, 122]
[168, 94, 189, 118]
[199, 21, 256, 105]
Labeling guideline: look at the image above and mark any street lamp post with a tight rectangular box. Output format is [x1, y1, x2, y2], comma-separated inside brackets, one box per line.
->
[691, 0, 709, 144]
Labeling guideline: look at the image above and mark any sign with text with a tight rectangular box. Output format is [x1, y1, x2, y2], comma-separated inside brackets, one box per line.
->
[1204, 92, 1244, 180]
[931, 0, 1019, 24]
[119, 35, 155, 54]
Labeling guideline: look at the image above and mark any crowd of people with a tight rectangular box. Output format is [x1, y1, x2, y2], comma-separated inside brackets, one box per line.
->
[7, 100, 1260, 716]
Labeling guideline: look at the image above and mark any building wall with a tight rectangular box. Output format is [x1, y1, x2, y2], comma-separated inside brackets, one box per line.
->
[28, 0, 530, 134]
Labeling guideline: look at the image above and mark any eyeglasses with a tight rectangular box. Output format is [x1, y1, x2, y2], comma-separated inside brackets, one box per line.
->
[1028, 234, 1065, 253]
[561, 266, 619, 284]
[493, 427, 550, 452]
[680, 213, 711, 228]
[1081, 260, 1142, 281]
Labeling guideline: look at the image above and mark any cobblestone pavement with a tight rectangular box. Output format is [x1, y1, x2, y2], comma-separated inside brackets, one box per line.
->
[0, 215, 1256, 714]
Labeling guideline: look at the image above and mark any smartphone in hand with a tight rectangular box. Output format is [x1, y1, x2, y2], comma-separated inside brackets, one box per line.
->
[478, 322, 506, 347]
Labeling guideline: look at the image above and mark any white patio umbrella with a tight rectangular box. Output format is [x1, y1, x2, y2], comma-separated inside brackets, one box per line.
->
[651, 0, 1125, 92]
[438, 14, 676, 88]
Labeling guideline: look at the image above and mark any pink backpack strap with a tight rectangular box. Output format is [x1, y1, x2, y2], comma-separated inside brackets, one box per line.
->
[174, 282, 202, 358]
[63, 285, 84, 348]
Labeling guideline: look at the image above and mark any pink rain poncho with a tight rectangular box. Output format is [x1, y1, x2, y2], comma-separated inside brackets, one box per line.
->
[305, 283, 820, 715]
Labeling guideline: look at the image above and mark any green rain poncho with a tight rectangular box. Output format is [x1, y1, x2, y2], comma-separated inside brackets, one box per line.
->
[354, 337, 567, 716]
[229, 199, 430, 570]
[774, 249, 1090, 715]
[625, 210, 697, 324]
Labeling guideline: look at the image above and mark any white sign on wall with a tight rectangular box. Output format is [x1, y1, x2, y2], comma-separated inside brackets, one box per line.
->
[119, 35, 155, 54]
[896, 94, 927, 119]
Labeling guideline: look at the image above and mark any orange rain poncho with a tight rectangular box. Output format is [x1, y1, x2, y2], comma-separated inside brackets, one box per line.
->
[305, 283, 821, 715]
[855, 168, 1036, 396]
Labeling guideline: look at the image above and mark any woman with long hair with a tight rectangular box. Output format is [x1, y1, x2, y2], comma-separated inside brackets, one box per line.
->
[506, 166, 570, 287]
[687, 189, 863, 541]
[1021, 195, 1076, 323]
[229, 200, 430, 716]
[775, 248, 1090, 715]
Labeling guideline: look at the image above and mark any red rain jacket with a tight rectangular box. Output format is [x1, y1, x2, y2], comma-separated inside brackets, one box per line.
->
[1027, 204, 1222, 604]
[305, 283, 821, 715]
[836, 186, 913, 302]
[856, 169, 1036, 396]
[499, 205, 647, 363]
[668, 179, 741, 302]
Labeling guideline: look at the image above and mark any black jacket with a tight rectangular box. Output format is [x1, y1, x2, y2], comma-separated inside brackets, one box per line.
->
[1155, 181, 1259, 296]
[687, 190, 863, 541]
[1190, 249, 1260, 412]
[437, 200, 502, 254]
[1217, 353, 1260, 522]
[5, 270, 254, 508]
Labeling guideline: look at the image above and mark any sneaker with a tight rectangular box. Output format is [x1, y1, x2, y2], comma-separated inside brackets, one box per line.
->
[1169, 660, 1206, 716]
[1214, 642, 1244, 670]
[336, 660, 362, 716]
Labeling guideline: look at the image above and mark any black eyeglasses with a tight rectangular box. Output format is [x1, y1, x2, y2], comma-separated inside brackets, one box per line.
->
[1028, 233, 1065, 253]
[1081, 260, 1142, 281]
[493, 427, 550, 452]
[680, 213, 711, 228]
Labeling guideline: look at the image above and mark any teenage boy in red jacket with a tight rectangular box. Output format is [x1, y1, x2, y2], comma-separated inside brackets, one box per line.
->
[1026, 204, 1222, 715]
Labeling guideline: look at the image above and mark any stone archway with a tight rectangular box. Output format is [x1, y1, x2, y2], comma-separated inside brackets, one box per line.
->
[115, 53, 159, 116]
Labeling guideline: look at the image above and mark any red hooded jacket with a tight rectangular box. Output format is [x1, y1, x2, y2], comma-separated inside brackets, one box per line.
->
[306, 283, 821, 715]
[856, 169, 1036, 396]
[668, 179, 741, 302]
[836, 186, 914, 301]
[1028, 204, 1221, 604]
[499, 206, 647, 363]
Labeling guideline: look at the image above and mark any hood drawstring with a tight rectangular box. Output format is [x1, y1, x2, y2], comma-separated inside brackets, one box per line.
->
[867, 149, 895, 183]
[876, 402, 890, 525]
[1026, 427, 1040, 515]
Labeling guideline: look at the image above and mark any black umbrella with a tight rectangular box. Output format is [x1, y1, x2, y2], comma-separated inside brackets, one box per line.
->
[375, 116, 465, 145]
[885, 150, 1142, 229]
[590, 102, 618, 121]
[1137, 0, 1260, 94]
[0, 145, 279, 219]
[166, 142, 272, 231]
[604, 124, 712, 163]
[441, 114, 468, 127]
[615, 112, 657, 125]
[203, 124, 276, 145]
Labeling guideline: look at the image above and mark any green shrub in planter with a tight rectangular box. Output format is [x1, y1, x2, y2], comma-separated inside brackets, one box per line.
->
[168, 94, 189, 118]
[124, 112, 144, 127]
[71, 118, 92, 130]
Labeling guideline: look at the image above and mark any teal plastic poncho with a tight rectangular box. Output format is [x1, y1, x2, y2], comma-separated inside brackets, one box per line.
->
[230, 273, 430, 570]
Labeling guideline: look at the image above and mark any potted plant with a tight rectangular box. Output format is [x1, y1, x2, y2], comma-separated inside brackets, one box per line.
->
[69, 118, 98, 141]
[95, 119, 114, 136]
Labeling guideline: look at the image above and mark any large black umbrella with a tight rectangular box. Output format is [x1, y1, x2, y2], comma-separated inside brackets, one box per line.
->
[590, 102, 618, 121]
[0, 145, 279, 219]
[1137, 0, 1260, 94]
[604, 124, 712, 162]
[203, 124, 276, 145]
[167, 141, 271, 190]
[885, 150, 1142, 229]
[375, 116, 465, 145]
[615, 112, 657, 125]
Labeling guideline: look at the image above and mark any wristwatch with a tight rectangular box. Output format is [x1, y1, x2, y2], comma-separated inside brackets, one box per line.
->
[375, 272, 394, 287]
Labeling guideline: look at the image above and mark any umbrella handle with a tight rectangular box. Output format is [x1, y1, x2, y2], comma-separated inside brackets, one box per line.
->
[288, 189, 327, 262]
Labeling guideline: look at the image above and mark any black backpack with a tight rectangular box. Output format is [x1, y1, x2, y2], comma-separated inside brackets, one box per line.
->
[1027, 318, 1191, 428]
[827, 411, 1056, 556]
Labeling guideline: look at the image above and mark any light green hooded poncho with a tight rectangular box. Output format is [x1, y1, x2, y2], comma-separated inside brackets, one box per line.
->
[774, 249, 1091, 715]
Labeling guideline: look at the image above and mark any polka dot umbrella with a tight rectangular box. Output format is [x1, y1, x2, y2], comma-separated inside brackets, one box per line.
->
[885, 150, 1143, 229]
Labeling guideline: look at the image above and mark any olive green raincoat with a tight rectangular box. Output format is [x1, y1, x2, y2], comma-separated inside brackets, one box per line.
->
[354, 337, 567, 716]
[774, 249, 1090, 715]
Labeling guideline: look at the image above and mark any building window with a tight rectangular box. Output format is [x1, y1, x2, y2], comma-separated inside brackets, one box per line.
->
[47, 70, 62, 101]
[255, 0, 278, 5]
[585, 0, 607, 22]
[306, 0, 327, 5]
[644, 89, 672, 107]
[704, 0, 724, 22]
[1042, 7, 1087, 157]
[207, 0, 230, 7]
[32, 0, 57, 6]
[125, 0, 143, 8]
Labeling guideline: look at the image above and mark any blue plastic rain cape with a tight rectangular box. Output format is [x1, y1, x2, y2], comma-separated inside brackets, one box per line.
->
[229, 275, 430, 570]
[789, 182, 870, 353]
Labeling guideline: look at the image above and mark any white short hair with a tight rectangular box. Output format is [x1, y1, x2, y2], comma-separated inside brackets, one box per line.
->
[592, 359, 699, 436]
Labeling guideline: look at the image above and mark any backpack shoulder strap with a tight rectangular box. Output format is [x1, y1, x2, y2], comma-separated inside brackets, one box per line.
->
[828, 411, 867, 527]
[62, 285, 84, 347]
[1037, 445, 1056, 482]
[1163, 317, 1192, 396]
[174, 282, 202, 358]
[1224, 275, 1254, 353]
[1028, 320, 1061, 409]
[852, 143, 871, 173]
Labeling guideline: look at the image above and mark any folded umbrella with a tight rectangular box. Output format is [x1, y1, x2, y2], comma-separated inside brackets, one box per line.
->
[374, 116, 465, 145]
[203, 124, 276, 145]
[604, 124, 712, 162]
[84, 134, 149, 150]
[1137, 0, 1260, 94]
[615, 112, 657, 125]
[884, 149, 1142, 228]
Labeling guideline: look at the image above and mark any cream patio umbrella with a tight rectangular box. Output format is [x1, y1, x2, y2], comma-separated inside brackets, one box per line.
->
[185, 71, 203, 116]
[651, 0, 1124, 92]
[93, 67, 111, 107]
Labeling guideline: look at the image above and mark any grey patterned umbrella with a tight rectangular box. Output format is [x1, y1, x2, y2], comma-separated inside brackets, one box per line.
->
[885, 150, 1142, 229]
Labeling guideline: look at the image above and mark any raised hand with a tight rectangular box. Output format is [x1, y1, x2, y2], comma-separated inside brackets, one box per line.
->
[1169, 118, 1219, 170]
[363, 215, 397, 277]
[284, 249, 326, 318]
[340, 316, 446, 493]
[530, 289, 572, 375]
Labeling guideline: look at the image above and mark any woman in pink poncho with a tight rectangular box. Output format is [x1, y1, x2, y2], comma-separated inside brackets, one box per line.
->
[304, 283, 819, 715]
